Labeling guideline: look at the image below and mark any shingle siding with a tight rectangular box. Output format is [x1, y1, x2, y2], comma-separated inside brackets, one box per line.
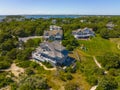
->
[72, 28, 95, 39]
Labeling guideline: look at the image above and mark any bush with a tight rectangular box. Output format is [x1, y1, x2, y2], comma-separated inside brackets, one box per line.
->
[0, 57, 12, 69]
[25, 38, 41, 48]
[64, 82, 79, 90]
[17, 75, 49, 90]
[87, 76, 98, 86]
[109, 68, 118, 76]
[0, 61, 11, 69]
[98, 53, 120, 70]
[96, 76, 118, 90]
[59, 71, 73, 81]
[17, 48, 33, 61]
[25, 68, 35, 75]
[66, 73, 73, 80]
[0, 72, 13, 88]
[62, 34, 79, 51]
[17, 61, 32, 68]
[42, 61, 53, 68]
[30, 62, 39, 68]
[65, 66, 76, 73]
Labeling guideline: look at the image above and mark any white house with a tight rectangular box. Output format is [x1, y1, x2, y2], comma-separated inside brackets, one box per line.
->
[72, 28, 95, 39]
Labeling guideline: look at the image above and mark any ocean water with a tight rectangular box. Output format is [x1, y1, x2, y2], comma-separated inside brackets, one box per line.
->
[24, 15, 81, 19]
[0, 15, 81, 20]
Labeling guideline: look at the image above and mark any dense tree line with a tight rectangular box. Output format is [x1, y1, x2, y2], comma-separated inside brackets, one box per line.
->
[1, 16, 120, 39]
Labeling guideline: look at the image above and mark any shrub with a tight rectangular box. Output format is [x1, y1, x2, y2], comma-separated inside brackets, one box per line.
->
[96, 76, 118, 90]
[64, 82, 79, 90]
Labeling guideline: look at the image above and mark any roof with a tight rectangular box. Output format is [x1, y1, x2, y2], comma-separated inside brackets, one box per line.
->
[44, 30, 63, 36]
[50, 25, 62, 29]
[106, 22, 115, 28]
[40, 41, 68, 59]
[72, 28, 93, 34]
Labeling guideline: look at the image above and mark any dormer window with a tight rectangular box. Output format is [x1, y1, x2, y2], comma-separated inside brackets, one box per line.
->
[43, 49, 46, 52]
[56, 32, 60, 36]
[45, 33, 49, 36]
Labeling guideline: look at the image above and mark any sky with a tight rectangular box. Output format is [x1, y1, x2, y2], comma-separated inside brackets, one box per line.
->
[0, 0, 120, 15]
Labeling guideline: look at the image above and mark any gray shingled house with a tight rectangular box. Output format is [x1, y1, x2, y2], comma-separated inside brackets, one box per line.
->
[72, 28, 95, 39]
[44, 25, 63, 41]
[32, 41, 69, 66]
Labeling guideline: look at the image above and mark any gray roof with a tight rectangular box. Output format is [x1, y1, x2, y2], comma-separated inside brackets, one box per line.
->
[44, 30, 63, 36]
[72, 28, 94, 34]
[40, 41, 68, 59]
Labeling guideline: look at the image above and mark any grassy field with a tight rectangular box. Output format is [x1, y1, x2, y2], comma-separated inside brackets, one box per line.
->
[77, 36, 120, 56]
[68, 36, 120, 90]
[110, 38, 120, 44]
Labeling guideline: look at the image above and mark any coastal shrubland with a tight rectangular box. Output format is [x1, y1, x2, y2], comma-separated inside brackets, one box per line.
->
[0, 16, 120, 89]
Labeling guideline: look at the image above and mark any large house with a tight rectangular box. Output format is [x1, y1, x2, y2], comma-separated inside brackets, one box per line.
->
[32, 41, 69, 66]
[44, 25, 63, 40]
[72, 28, 95, 39]
[106, 22, 115, 30]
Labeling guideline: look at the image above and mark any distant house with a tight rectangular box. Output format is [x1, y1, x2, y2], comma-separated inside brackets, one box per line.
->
[44, 25, 63, 40]
[72, 28, 95, 39]
[52, 19, 57, 24]
[0, 19, 3, 22]
[80, 19, 86, 23]
[32, 41, 69, 66]
[50, 25, 62, 31]
[106, 22, 115, 30]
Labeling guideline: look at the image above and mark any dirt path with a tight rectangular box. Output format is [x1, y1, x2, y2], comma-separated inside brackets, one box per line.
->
[93, 56, 108, 74]
[31, 59, 56, 71]
[0, 86, 10, 90]
[90, 85, 98, 90]
[117, 44, 120, 50]
[0, 63, 24, 77]
[90, 56, 100, 90]
[18, 36, 43, 42]
[0, 63, 24, 90]
[10, 63, 24, 77]
[93, 56, 102, 69]
[90, 56, 109, 90]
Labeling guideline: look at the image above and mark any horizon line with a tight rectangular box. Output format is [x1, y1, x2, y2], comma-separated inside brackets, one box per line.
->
[0, 14, 120, 16]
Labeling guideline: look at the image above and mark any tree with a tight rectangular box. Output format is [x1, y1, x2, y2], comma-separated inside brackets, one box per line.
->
[6, 49, 19, 60]
[25, 38, 41, 48]
[0, 39, 17, 51]
[100, 52, 120, 70]
[0, 32, 12, 43]
[0, 56, 12, 69]
[96, 76, 118, 90]
[100, 28, 109, 39]
[62, 33, 79, 51]
[17, 48, 33, 61]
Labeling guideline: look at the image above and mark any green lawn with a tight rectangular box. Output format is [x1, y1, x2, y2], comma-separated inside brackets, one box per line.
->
[78, 36, 120, 56]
